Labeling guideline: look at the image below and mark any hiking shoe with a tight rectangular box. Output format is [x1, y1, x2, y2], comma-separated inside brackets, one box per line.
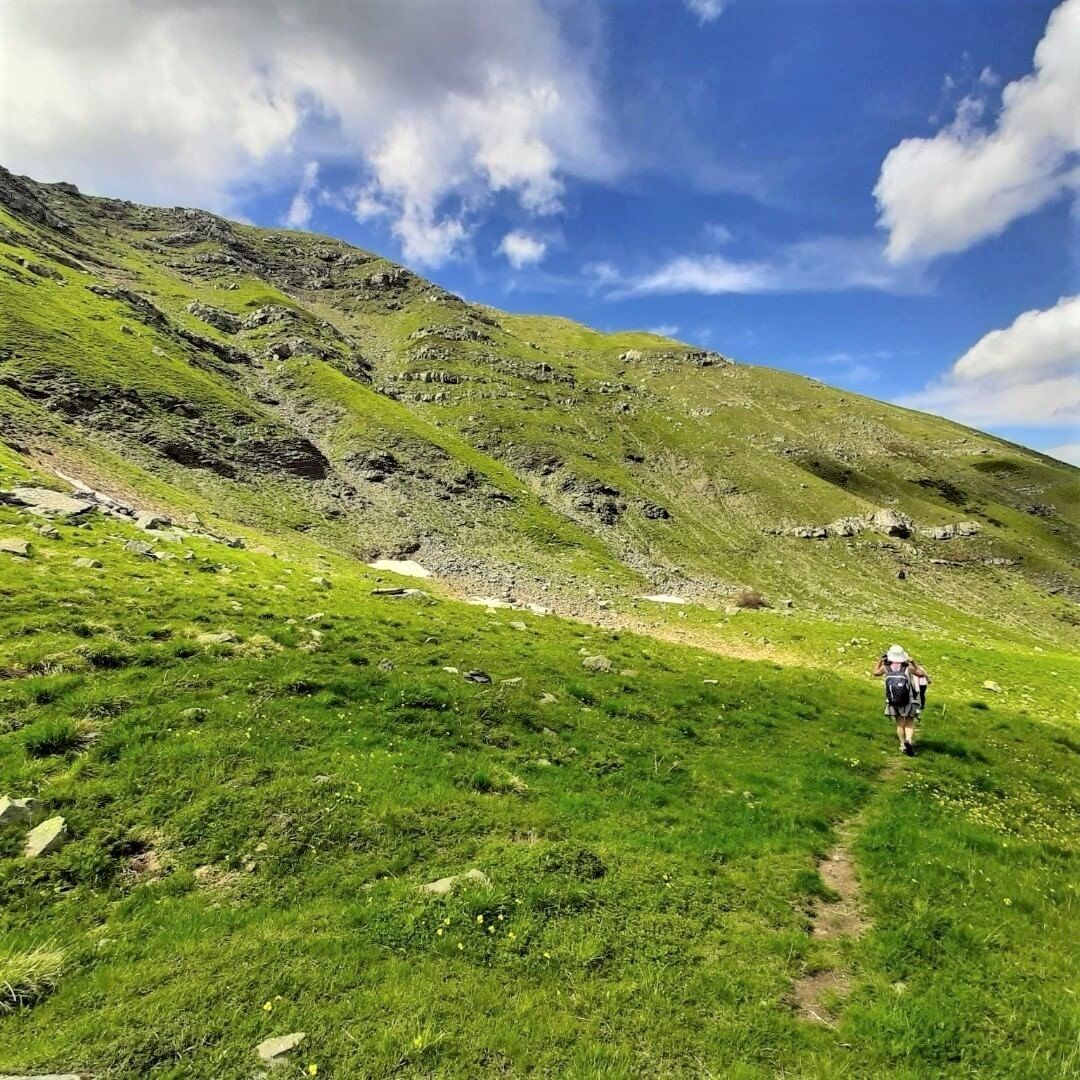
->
[903, 741, 915, 757]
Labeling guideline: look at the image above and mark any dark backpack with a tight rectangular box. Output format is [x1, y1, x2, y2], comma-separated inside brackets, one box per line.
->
[884, 664, 911, 707]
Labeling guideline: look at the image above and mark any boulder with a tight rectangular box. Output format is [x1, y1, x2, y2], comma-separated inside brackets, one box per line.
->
[0, 795, 43, 827]
[73, 557, 103, 569]
[464, 670, 492, 684]
[308, 576, 331, 588]
[0, 538, 31, 557]
[255, 1032, 306, 1063]
[3, 486, 94, 520]
[24, 815, 67, 858]
[869, 508, 914, 538]
[982, 680, 1002, 693]
[136, 511, 172, 531]
[582, 655, 612, 673]
[509, 620, 528, 631]
[420, 868, 491, 896]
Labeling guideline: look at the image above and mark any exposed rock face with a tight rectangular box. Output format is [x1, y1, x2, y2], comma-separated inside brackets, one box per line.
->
[582, 654, 612, 672]
[919, 522, 981, 540]
[641, 502, 672, 520]
[185, 300, 241, 334]
[3, 486, 95, 519]
[136, 511, 172, 530]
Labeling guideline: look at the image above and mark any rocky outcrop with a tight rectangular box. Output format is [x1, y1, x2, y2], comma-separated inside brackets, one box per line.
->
[24, 815, 67, 858]
[185, 300, 241, 334]
[919, 521, 981, 540]
[2, 486, 95, 519]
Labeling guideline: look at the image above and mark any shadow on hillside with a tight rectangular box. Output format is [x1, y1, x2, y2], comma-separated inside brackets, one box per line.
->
[917, 737, 989, 764]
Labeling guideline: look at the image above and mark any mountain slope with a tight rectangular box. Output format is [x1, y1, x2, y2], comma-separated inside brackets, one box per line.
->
[1, 168, 1078, 1078]
[1, 166, 1076, 649]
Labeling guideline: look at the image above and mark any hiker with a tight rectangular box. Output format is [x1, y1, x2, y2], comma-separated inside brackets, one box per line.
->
[872, 645, 926, 756]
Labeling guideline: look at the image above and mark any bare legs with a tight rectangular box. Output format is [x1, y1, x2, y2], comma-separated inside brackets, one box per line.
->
[896, 718, 916, 755]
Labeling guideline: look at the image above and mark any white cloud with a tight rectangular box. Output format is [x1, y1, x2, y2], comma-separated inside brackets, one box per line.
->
[0, 0, 615, 267]
[497, 230, 548, 269]
[613, 236, 925, 296]
[685, 0, 729, 23]
[284, 161, 320, 229]
[875, 0, 1080, 263]
[647, 324, 680, 337]
[1044, 443, 1080, 466]
[899, 296, 1080, 428]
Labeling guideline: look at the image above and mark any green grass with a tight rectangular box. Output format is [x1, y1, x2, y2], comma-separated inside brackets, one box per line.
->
[0, 492, 1076, 1078]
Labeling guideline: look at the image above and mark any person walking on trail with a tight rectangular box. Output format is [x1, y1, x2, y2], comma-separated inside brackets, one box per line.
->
[873, 645, 927, 756]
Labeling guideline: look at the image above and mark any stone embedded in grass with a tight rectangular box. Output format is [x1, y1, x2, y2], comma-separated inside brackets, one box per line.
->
[123, 539, 155, 558]
[73, 557, 103, 568]
[0, 796, 43, 827]
[420, 868, 491, 896]
[196, 631, 238, 646]
[983, 680, 1003, 693]
[582, 655, 612, 673]
[24, 816, 67, 858]
[0, 538, 32, 557]
[539, 695, 557, 706]
[638, 594, 687, 605]
[464, 670, 492, 684]
[255, 1031, 306, 1062]
[509, 621, 528, 630]
[309, 576, 331, 588]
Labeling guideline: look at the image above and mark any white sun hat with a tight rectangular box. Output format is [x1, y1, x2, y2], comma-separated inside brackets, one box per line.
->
[887, 645, 909, 663]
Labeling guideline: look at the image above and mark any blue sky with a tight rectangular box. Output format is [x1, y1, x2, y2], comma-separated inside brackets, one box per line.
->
[2, 0, 1077, 461]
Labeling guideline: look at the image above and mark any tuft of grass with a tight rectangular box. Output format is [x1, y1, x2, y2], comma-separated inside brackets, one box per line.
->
[22, 716, 96, 757]
[734, 589, 770, 609]
[0, 945, 66, 1013]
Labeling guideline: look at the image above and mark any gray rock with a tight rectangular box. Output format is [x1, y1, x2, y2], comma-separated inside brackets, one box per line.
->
[185, 300, 241, 334]
[255, 1032, 306, 1062]
[827, 516, 865, 537]
[309, 576, 331, 588]
[123, 540, 156, 558]
[464, 670, 492, 684]
[420, 868, 491, 895]
[982, 680, 1002, 693]
[24, 815, 67, 858]
[920, 521, 982, 541]
[73, 557, 102, 569]
[869, 508, 914, 538]
[509, 620, 528, 631]
[196, 632, 237, 645]
[3, 486, 94, 520]
[0, 796, 43, 827]
[136, 511, 172, 530]
[0, 538, 31, 557]
[582, 655, 612, 673]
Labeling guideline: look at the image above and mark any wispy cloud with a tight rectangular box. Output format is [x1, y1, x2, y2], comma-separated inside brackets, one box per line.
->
[283, 161, 320, 229]
[604, 235, 928, 297]
[497, 230, 548, 269]
[684, 0, 730, 24]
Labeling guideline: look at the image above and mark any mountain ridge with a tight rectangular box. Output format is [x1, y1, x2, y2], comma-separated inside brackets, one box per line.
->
[1, 165, 1077, 647]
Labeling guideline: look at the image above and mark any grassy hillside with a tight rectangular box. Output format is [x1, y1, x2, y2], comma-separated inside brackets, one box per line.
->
[1, 167, 1078, 1077]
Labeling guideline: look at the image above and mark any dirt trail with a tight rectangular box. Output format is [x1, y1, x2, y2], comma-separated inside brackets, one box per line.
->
[792, 757, 903, 1026]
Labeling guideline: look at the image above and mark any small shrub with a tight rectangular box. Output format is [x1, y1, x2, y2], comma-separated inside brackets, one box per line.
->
[0, 945, 66, 1013]
[734, 590, 769, 609]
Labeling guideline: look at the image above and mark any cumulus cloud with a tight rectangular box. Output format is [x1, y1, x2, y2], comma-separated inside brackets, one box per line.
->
[1045, 443, 1080, 466]
[0, 0, 615, 266]
[284, 161, 320, 230]
[685, 0, 730, 23]
[612, 236, 926, 296]
[497, 230, 548, 269]
[875, 0, 1080, 263]
[900, 296, 1080, 428]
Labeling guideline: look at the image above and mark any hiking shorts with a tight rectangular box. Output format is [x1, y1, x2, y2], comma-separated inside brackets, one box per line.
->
[885, 703, 919, 719]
